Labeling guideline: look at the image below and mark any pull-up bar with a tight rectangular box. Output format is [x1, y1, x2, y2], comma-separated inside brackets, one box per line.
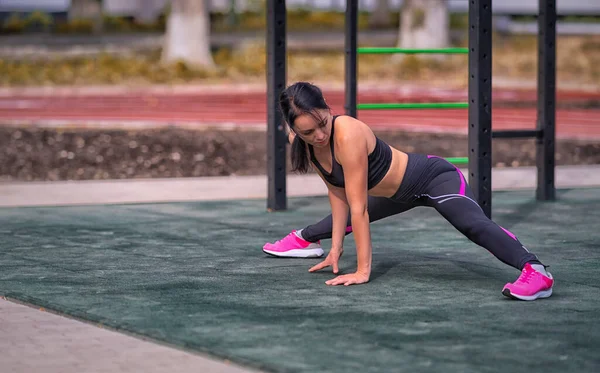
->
[266, 0, 557, 218]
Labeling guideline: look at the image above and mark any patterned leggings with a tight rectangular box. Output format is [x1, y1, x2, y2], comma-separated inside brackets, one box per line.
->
[301, 153, 542, 270]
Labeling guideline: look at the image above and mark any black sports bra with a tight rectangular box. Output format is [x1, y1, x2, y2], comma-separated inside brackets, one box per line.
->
[308, 115, 393, 190]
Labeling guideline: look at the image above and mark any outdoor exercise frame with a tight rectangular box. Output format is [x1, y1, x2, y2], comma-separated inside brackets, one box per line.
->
[267, 0, 556, 218]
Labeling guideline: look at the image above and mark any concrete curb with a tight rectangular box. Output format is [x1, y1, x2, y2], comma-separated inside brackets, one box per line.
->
[1, 165, 599, 208]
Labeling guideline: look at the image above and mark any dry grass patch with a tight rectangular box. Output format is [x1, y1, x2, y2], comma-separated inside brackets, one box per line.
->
[0, 35, 599, 88]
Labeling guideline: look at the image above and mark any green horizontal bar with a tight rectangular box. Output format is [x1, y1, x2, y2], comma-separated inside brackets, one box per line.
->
[357, 47, 469, 54]
[445, 157, 469, 165]
[357, 102, 469, 110]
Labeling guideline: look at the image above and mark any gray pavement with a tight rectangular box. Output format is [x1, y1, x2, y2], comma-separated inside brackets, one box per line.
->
[2, 19, 600, 60]
[0, 298, 261, 373]
[1, 164, 600, 373]
[0, 30, 403, 59]
[1, 165, 600, 208]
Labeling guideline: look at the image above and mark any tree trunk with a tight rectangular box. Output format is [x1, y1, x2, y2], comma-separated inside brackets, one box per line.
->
[397, 0, 449, 52]
[368, 0, 391, 29]
[69, 0, 103, 34]
[162, 0, 215, 69]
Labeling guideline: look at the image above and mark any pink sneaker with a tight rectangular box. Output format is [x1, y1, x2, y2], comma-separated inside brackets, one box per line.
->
[262, 230, 324, 258]
[502, 263, 554, 301]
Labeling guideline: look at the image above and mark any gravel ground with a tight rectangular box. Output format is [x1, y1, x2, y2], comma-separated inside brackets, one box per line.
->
[1, 126, 599, 182]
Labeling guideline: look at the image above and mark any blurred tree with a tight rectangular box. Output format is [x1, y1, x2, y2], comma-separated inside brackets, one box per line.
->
[396, 0, 449, 52]
[369, 0, 391, 29]
[162, 0, 215, 69]
[69, 0, 103, 33]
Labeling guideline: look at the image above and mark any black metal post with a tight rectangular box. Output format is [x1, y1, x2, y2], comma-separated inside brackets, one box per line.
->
[468, 0, 493, 219]
[536, 0, 556, 201]
[267, 0, 287, 211]
[344, 0, 358, 118]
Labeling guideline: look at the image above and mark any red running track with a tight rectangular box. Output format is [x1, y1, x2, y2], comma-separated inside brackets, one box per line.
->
[0, 88, 599, 139]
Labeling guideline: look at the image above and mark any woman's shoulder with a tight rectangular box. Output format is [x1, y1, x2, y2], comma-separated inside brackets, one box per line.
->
[334, 115, 371, 138]
[334, 114, 366, 131]
[334, 114, 357, 123]
[332, 115, 373, 154]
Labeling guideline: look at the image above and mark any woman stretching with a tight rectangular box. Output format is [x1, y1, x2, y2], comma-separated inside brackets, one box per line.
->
[263, 81, 554, 301]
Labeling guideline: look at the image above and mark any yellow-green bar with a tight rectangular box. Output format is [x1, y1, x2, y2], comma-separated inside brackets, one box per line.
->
[357, 102, 468, 110]
[445, 157, 469, 165]
[357, 47, 469, 54]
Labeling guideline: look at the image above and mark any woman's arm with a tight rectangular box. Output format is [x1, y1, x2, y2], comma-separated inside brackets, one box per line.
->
[328, 186, 349, 252]
[326, 121, 372, 285]
[308, 179, 349, 275]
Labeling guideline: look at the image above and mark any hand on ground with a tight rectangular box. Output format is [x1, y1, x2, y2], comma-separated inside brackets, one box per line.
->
[308, 248, 343, 274]
[325, 272, 370, 286]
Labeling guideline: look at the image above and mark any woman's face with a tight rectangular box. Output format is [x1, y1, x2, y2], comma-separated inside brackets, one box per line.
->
[292, 109, 332, 148]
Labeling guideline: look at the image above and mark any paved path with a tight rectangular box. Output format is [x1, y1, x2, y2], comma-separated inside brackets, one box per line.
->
[1, 165, 600, 208]
[0, 298, 260, 373]
[0, 30, 408, 57]
[1, 85, 600, 139]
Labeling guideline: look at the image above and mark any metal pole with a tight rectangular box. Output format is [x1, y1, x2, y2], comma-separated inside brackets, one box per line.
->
[266, 0, 287, 211]
[536, 0, 556, 201]
[344, 0, 358, 118]
[468, 0, 493, 218]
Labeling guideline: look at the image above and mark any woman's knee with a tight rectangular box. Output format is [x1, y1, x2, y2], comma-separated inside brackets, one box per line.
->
[458, 218, 495, 241]
[437, 205, 492, 240]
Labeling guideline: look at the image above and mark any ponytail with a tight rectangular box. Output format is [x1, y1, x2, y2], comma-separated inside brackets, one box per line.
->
[279, 81, 330, 174]
[290, 135, 310, 174]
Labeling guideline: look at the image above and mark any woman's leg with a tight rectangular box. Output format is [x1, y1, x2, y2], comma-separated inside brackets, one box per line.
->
[300, 195, 416, 242]
[262, 195, 416, 258]
[421, 167, 542, 270]
[419, 165, 554, 300]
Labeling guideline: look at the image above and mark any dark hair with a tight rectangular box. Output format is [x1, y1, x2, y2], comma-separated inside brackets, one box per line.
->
[279, 82, 330, 174]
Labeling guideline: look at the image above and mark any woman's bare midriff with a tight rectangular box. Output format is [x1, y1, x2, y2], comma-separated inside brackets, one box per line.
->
[367, 147, 409, 198]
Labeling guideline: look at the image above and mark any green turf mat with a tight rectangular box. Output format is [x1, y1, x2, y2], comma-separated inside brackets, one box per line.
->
[1, 189, 599, 373]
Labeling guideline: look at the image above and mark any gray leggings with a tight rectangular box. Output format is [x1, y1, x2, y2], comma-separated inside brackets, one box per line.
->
[301, 153, 542, 270]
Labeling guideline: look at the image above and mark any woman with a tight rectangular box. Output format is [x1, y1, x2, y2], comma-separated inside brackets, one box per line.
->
[263, 81, 554, 301]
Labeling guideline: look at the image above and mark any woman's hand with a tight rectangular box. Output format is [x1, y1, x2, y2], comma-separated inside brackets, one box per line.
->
[325, 272, 370, 286]
[309, 248, 344, 274]
[308, 249, 370, 286]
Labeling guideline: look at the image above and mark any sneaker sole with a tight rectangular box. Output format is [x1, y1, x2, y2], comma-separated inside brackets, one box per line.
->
[263, 247, 324, 258]
[502, 288, 553, 301]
